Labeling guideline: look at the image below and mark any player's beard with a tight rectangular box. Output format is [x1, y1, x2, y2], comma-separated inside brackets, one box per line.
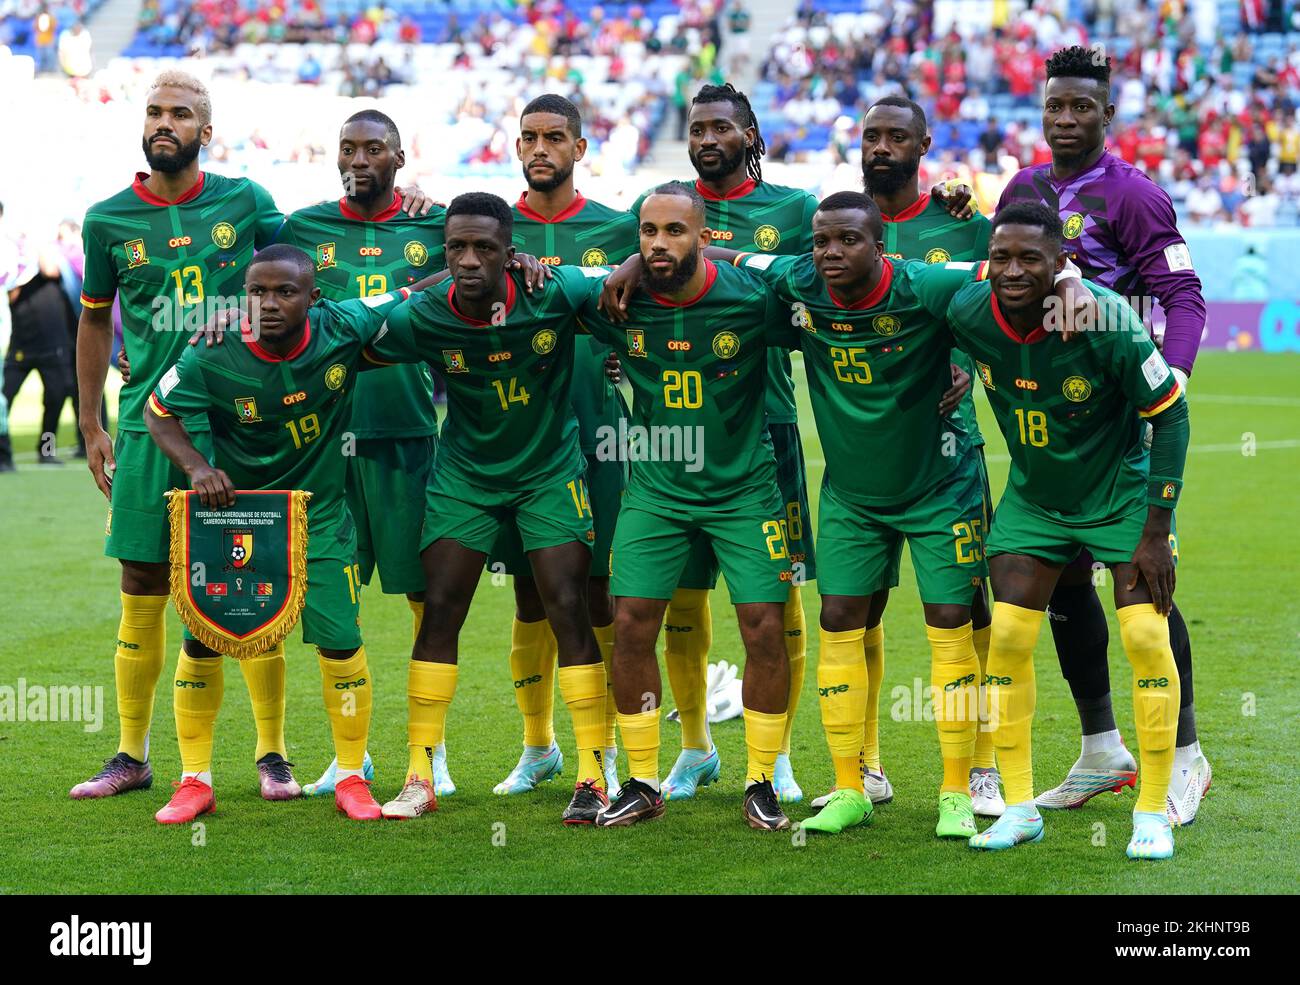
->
[862, 155, 919, 197]
[142, 134, 203, 173]
[346, 168, 396, 206]
[689, 144, 746, 182]
[642, 248, 699, 295]
[524, 160, 574, 193]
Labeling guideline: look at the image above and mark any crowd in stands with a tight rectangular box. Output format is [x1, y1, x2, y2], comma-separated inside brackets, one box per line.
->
[1, 1, 99, 75]
[756, 0, 1300, 226]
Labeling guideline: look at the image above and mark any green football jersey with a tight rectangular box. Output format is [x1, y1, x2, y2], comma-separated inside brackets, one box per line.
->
[276, 194, 446, 439]
[740, 253, 986, 507]
[365, 266, 606, 489]
[881, 193, 991, 448]
[512, 192, 639, 453]
[81, 172, 283, 432]
[632, 178, 817, 425]
[581, 259, 787, 509]
[944, 279, 1184, 520]
[149, 291, 411, 527]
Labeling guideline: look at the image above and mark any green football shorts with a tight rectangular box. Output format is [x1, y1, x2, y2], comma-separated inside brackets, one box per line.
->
[674, 422, 813, 591]
[488, 452, 623, 579]
[422, 466, 595, 558]
[348, 435, 435, 596]
[301, 509, 363, 650]
[105, 429, 214, 564]
[610, 489, 793, 604]
[987, 489, 1177, 568]
[816, 457, 989, 604]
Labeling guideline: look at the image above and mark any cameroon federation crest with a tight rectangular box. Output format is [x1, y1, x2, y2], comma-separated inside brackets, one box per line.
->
[532, 329, 558, 355]
[404, 241, 429, 267]
[226, 530, 254, 570]
[712, 331, 741, 359]
[626, 329, 647, 358]
[316, 243, 337, 270]
[924, 248, 951, 264]
[975, 361, 996, 390]
[795, 305, 814, 331]
[443, 349, 468, 373]
[754, 224, 781, 251]
[124, 239, 149, 269]
[211, 221, 237, 249]
[234, 397, 261, 423]
[1062, 213, 1085, 239]
[325, 363, 348, 390]
[872, 314, 900, 336]
[1062, 375, 1092, 402]
[581, 248, 609, 266]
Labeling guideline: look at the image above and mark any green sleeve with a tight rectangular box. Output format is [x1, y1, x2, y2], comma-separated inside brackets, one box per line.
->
[1146, 394, 1189, 508]
[151, 346, 210, 419]
[361, 296, 423, 365]
[250, 181, 285, 249]
[628, 191, 648, 221]
[910, 260, 990, 318]
[333, 290, 419, 345]
[762, 287, 801, 351]
[971, 215, 991, 259]
[557, 264, 610, 312]
[795, 193, 819, 253]
[736, 252, 800, 285]
[79, 217, 117, 307]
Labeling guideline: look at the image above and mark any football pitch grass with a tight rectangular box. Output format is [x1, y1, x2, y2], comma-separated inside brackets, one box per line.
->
[1, 351, 1296, 894]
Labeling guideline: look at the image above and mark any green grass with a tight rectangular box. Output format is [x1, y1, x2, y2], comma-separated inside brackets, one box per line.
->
[1, 351, 1297, 893]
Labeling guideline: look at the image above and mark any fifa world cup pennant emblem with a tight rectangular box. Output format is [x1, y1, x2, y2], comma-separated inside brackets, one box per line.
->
[167, 489, 311, 659]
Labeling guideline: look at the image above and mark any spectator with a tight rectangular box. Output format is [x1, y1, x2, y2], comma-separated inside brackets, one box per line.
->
[1187, 174, 1226, 223]
[977, 117, 1005, 173]
[58, 20, 92, 79]
[34, 4, 57, 74]
[1240, 177, 1282, 226]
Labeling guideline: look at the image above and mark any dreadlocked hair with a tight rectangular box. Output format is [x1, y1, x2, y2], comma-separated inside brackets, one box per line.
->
[692, 82, 766, 184]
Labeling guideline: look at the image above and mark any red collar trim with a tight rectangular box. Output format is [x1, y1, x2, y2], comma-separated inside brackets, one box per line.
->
[649, 258, 718, 307]
[695, 177, 757, 201]
[132, 171, 206, 206]
[339, 191, 402, 222]
[242, 317, 312, 362]
[879, 192, 930, 223]
[829, 258, 894, 309]
[516, 190, 588, 223]
[990, 294, 1048, 344]
[448, 275, 517, 326]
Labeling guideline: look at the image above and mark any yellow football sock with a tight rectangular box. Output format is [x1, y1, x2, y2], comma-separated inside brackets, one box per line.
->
[971, 624, 996, 770]
[664, 588, 712, 750]
[617, 708, 661, 783]
[406, 659, 457, 783]
[318, 648, 373, 771]
[559, 662, 608, 787]
[593, 621, 617, 749]
[1117, 604, 1181, 814]
[239, 643, 286, 761]
[114, 593, 168, 762]
[780, 585, 806, 755]
[861, 623, 884, 771]
[928, 622, 980, 793]
[819, 626, 868, 790]
[174, 650, 224, 776]
[744, 707, 786, 785]
[986, 603, 1044, 805]
[509, 616, 557, 747]
[408, 599, 424, 644]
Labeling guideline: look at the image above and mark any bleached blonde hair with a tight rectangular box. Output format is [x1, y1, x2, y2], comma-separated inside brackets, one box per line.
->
[148, 70, 212, 126]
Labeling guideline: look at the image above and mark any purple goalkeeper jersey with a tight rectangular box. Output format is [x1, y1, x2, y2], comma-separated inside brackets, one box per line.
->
[997, 150, 1206, 374]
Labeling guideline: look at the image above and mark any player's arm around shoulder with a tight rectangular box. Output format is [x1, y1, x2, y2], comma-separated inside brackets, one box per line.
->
[908, 256, 991, 318]
[246, 178, 286, 248]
